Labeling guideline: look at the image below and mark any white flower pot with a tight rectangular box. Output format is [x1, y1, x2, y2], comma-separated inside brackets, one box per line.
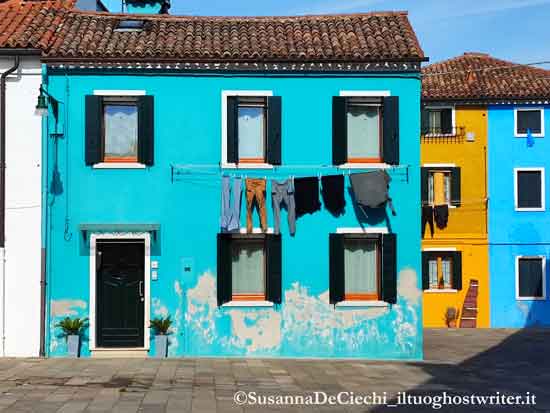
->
[67, 335, 80, 357]
[154, 335, 168, 358]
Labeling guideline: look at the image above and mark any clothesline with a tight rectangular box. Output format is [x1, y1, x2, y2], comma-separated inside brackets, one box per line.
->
[170, 163, 410, 183]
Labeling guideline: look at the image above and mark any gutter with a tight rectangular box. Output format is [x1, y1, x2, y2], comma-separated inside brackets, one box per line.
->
[0, 55, 21, 356]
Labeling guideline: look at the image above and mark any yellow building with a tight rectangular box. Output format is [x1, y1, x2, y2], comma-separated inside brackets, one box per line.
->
[420, 99, 489, 328]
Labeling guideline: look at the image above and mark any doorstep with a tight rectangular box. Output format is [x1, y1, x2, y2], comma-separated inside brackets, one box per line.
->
[91, 348, 149, 358]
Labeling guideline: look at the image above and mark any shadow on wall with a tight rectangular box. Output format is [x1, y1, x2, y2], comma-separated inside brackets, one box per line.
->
[372, 305, 549, 412]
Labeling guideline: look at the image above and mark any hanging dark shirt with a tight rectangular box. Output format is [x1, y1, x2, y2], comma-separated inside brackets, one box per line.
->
[321, 175, 345, 216]
[294, 177, 321, 217]
[434, 205, 449, 229]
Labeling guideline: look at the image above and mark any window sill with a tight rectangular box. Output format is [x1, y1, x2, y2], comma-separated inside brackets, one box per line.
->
[514, 134, 544, 138]
[335, 300, 389, 308]
[515, 207, 545, 212]
[338, 163, 390, 169]
[93, 162, 146, 169]
[222, 300, 274, 307]
[222, 163, 274, 170]
[424, 289, 457, 294]
[516, 296, 546, 301]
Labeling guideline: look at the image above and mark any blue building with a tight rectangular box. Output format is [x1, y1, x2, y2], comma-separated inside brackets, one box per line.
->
[41, 5, 426, 358]
[485, 58, 550, 327]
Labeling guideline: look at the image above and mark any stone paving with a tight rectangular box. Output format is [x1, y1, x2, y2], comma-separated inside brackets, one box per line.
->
[0, 329, 548, 412]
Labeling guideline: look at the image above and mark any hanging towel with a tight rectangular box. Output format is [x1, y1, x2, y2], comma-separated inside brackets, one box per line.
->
[321, 175, 345, 216]
[350, 170, 396, 215]
[434, 204, 449, 229]
[294, 177, 321, 217]
[422, 205, 434, 238]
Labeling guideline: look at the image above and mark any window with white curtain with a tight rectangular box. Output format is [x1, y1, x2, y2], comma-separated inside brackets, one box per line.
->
[103, 100, 138, 162]
[231, 239, 266, 299]
[346, 99, 382, 161]
[237, 97, 266, 162]
[344, 238, 379, 299]
[427, 254, 453, 289]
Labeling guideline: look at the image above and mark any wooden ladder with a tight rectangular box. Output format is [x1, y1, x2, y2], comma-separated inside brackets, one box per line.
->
[459, 279, 479, 328]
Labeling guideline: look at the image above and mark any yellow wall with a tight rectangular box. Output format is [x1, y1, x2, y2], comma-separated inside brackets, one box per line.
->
[421, 106, 490, 327]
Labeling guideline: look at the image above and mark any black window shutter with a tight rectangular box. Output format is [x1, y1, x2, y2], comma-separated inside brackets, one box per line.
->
[266, 96, 282, 165]
[85, 95, 103, 165]
[421, 108, 429, 134]
[441, 109, 453, 134]
[329, 233, 345, 304]
[421, 252, 430, 290]
[216, 234, 233, 306]
[383, 96, 399, 165]
[332, 97, 347, 165]
[137, 95, 154, 166]
[421, 167, 428, 205]
[381, 233, 397, 304]
[451, 251, 462, 291]
[226, 96, 239, 163]
[266, 234, 282, 304]
[450, 167, 461, 207]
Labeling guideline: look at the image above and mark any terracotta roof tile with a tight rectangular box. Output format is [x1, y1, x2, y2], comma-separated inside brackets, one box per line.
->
[0, 0, 75, 49]
[422, 52, 550, 101]
[45, 10, 424, 63]
[0, 2, 425, 64]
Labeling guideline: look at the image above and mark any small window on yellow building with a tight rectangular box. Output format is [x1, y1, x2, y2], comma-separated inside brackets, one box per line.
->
[422, 251, 463, 291]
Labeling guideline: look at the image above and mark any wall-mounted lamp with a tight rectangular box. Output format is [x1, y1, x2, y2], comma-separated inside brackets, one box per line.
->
[34, 85, 59, 120]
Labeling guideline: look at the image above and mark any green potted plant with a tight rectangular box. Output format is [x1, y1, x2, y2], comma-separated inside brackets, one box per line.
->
[444, 307, 459, 328]
[55, 317, 88, 357]
[150, 316, 172, 358]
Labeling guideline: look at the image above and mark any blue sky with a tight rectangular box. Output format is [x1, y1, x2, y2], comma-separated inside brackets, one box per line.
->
[105, 0, 550, 67]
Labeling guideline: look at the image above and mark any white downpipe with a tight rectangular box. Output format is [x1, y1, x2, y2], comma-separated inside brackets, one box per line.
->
[1, 247, 5, 357]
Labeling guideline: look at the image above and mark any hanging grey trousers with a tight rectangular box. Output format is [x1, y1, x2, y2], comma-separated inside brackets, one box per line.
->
[271, 179, 296, 236]
[221, 176, 242, 232]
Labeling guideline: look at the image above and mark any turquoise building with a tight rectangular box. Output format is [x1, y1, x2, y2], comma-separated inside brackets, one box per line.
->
[41, 6, 426, 358]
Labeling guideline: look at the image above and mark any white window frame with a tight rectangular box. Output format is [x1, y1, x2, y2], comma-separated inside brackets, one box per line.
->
[515, 255, 546, 300]
[334, 227, 389, 308]
[514, 107, 545, 138]
[423, 105, 456, 137]
[422, 247, 458, 293]
[338, 90, 391, 169]
[423, 163, 457, 209]
[221, 90, 274, 169]
[514, 167, 545, 211]
[92, 89, 147, 169]
[89, 232, 151, 351]
[222, 227, 275, 308]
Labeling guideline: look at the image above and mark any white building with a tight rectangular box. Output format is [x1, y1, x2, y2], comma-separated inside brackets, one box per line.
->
[0, 54, 42, 357]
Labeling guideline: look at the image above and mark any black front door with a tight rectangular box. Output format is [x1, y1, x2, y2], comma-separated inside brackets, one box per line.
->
[97, 239, 145, 348]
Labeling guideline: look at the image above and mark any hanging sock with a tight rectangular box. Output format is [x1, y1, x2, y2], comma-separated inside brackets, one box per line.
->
[294, 177, 321, 218]
[271, 179, 296, 236]
[245, 178, 267, 233]
[321, 175, 345, 217]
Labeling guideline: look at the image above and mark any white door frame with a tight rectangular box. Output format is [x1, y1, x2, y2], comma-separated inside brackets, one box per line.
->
[89, 232, 151, 351]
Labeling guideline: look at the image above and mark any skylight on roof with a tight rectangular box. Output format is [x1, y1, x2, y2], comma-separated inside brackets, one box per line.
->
[115, 20, 145, 32]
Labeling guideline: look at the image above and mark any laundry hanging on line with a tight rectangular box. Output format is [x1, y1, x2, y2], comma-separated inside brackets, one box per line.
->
[321, 175, 346, 217]
[349, 170, 396, 216]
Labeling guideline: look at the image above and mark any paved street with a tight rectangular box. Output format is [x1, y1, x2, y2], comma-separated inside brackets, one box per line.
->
[0, 329, 548, 412]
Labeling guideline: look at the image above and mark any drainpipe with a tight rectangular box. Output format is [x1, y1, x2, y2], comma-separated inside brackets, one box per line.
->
[0, 55, 20, 356]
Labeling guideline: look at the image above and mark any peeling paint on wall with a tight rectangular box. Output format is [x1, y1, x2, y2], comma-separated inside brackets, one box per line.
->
[185, 271, 219, 345]
[50, 299, 87, 317]
[222, 309, 281, 354]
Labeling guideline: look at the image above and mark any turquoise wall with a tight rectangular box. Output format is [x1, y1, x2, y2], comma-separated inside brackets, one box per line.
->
[44, 70, 423, 359]
[488, 104, 550, 327]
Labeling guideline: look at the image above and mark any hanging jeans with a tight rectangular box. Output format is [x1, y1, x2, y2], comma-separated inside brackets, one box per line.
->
[246, 178, 267, 233]
[220, 176, 242, 232]
[422, 205, 434, 238]
[271, 179, 296, 236]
